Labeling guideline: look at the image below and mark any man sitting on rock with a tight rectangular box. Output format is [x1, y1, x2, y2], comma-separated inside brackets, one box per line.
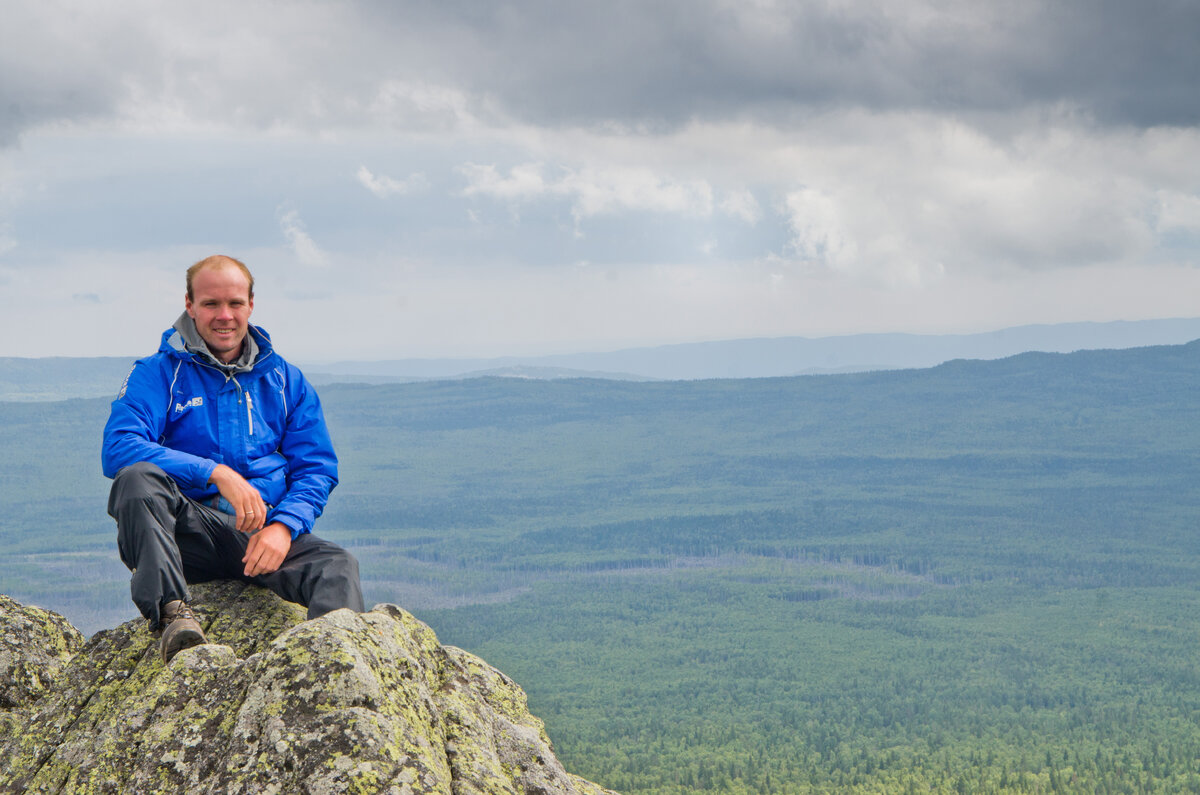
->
[102, 254, 364, 663]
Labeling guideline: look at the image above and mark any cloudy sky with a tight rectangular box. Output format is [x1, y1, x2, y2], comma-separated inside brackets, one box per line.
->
[2, 0, 1199, 360]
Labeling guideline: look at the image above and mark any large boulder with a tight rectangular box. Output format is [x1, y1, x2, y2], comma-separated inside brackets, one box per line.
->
[0, 582, 617, 794]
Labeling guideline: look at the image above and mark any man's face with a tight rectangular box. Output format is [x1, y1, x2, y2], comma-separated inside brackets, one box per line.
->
[185, 265, 254, 363]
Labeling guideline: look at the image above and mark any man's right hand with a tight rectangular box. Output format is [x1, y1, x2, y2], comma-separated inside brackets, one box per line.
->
[208, 464, 268, 534]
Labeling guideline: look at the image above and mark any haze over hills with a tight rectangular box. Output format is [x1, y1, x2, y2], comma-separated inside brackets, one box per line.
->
[5, 317, 1200, 400]
[305, 316, 1200, 381]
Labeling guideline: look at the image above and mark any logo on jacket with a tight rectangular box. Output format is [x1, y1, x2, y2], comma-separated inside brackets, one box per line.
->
[174, 396, 204, 413]
[117, 365, 134, 400]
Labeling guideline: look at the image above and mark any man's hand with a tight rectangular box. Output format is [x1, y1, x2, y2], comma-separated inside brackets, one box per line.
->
[243, 522, 292, 577]
[209, 464, 267, 533]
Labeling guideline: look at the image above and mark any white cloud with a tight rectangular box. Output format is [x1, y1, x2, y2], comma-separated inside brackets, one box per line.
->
[783, 187, 859, 272]
[734, 110, 1198, 283]
[1155, 191, 1200, 234]
[458, 162, 549, 201]
[436, 110, 1199, 286]
[366, 79, 492, 133]
[356, 165, 429, 198]
[459, 161, 714, 222]
[563, 167, 713, 220]
[277, 209, 327, 268]
[719, 190, 761, 225]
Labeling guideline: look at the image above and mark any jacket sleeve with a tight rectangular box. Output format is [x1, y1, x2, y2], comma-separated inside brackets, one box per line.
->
[101, 359, 217, 490]
[268, 368, 338, 539]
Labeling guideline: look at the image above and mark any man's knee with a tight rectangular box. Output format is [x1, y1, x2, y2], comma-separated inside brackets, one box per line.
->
[314, 544, 361, 593]
[108, 462, 176, 519]
[330, 546, 360, 578]
[299, 540, 364, 614]
[334, 549, 365, 612]
[112, 461, 169, 494]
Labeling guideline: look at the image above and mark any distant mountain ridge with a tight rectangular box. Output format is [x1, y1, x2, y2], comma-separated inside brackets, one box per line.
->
[305, 317, 1200, 382]
[4, 317, 1200, 400]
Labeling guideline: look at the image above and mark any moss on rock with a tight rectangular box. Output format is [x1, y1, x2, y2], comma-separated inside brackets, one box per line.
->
[0, 586, 617, 795]
[0, 594, 85, 711]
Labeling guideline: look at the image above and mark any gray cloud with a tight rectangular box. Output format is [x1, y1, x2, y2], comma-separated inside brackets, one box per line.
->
[0, 4, 139, 144]
[364, 0, 1200, 129]
[2, 0, 1196, 146]
[3, 0, 1198, 363]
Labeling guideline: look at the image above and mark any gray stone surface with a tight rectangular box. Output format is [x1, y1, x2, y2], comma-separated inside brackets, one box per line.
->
[0, 582, 617, 794]
[0, 594, 85, 710]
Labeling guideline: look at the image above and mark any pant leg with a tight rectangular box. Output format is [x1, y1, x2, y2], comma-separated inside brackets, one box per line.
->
[108, 461, 230, 628]
[110, 461, 363, 622]
[253, 534, 365, 619]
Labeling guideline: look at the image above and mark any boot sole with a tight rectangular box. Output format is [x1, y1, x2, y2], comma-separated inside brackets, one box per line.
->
[161, 628, 208, 664]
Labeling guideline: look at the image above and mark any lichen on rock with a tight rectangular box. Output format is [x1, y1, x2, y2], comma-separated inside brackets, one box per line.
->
[0, 582, 617, 795]
[0, 593, 85, 711]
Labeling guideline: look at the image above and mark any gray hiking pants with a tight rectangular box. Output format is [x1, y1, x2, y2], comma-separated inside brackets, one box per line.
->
[108, 461, 365, 629]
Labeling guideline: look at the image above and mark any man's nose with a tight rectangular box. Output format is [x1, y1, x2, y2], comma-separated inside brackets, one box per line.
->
[216, 304, 235, 320]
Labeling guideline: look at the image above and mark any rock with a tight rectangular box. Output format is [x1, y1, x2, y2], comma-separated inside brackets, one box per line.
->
[0, 582, 618, 794]
[0, 594, 85, 710]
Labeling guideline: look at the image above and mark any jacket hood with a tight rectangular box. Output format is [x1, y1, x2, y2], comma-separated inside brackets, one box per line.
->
[161, 313, 272, 375]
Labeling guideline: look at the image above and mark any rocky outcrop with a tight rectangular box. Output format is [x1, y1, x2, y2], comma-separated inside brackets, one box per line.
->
[0, 595, 85, 712]
[0, 583, 617, 794]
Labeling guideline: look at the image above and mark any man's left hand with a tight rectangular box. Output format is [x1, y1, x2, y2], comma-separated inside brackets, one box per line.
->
[243, 522, 292, 577]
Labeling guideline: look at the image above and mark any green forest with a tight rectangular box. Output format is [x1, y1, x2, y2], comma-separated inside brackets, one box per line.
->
[3, 342, 1200, 792]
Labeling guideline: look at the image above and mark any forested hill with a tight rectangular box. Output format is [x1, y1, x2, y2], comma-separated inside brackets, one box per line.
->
[3, 340, 1200, 792]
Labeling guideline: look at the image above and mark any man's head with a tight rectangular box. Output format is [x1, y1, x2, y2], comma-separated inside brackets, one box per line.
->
[186, 255, 254, 302]
[185, 255, 255, 364]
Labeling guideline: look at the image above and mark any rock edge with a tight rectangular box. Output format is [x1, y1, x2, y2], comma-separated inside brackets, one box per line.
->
[0, 582, 617, 795]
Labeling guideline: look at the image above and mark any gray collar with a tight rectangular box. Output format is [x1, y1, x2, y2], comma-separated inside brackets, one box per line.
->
[172, 312, 259, 374]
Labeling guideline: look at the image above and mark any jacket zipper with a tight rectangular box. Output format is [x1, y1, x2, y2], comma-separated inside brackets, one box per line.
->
[229, 375, 254, 437]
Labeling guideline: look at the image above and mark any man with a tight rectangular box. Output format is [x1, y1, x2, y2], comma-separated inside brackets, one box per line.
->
[102, 255, 364, 663]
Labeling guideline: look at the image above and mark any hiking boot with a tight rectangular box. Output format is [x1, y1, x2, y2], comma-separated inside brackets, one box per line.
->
[159, 600, 207, 663]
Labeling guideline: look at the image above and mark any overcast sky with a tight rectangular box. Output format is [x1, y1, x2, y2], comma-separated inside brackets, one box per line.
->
[2, 0, 1199, 360]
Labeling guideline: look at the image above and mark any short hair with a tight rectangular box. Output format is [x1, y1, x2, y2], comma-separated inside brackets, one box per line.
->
[186, 255, 255, 301]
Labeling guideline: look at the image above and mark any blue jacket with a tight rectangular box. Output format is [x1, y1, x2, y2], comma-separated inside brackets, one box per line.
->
[102, 323, 337, 539]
